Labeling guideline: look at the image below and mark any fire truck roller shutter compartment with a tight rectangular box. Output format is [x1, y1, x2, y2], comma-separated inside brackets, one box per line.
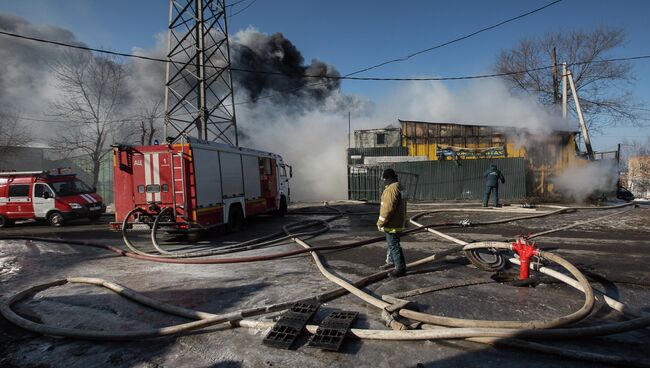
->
[220, 152, 244, 199]
[192, 146, 223, 209]
[242, 154, 261, 200]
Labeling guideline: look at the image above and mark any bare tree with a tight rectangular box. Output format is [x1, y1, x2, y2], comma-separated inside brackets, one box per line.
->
[135, 98, 163, 145]
[49, 51, 130, 188]
[0, 112, 30, 157]
[496, 26, 642, 129]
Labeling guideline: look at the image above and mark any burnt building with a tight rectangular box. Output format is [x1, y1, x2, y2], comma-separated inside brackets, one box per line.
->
[348, 120, 589, 202]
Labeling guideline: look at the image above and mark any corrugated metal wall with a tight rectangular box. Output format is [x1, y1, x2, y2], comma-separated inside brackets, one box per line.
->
[348, 158, 527, 202]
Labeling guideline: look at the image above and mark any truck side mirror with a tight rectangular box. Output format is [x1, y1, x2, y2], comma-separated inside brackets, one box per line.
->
[43, 192, 51, 199]
[289, 166, 293, 178]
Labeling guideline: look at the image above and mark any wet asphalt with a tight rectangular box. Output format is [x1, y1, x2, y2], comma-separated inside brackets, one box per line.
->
[0, 201, 649, 368]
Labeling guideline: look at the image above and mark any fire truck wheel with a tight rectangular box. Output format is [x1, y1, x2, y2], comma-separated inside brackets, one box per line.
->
[0, 215, 13, 228]
[47, 211, 65, 227]
[226, 205, 244, 232]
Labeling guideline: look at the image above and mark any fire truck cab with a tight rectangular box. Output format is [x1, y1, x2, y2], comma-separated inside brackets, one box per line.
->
[0, 171, 106, 227]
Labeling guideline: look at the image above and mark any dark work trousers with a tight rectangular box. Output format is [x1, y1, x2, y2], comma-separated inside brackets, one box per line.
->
[385, 232, 406, 272]
[483, 185, 499, 206]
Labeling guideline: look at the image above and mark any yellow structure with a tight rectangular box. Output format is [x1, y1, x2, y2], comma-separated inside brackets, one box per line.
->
[400, 120, 587, 196]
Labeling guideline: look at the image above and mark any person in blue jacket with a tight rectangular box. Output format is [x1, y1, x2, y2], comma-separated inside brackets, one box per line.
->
[483, 164, 505, 207]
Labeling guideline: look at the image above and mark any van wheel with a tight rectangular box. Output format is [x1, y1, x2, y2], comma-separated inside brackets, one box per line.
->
[0, 215, 13, 228]
[226, 205, 244, 232]
[47, 211, 64, 227]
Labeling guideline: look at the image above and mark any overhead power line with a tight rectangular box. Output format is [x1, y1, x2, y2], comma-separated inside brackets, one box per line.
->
[226, 0, 252, 8]
[228, 0, 562, 105]
[0, 0, 563, 74]
[223, 55, 650, 106]
[5, 114, 162, 125]
[2, 0, 648, 110]
[0, 0, 564, 110]
[0, 0, 562, 80]
[2, 25, 649, 99]
[230, 0, 258, 17]
[344, 0, 563, 78]
[1, 28, 648, 82]
[229, 55, 650, 81]
[0, 30, 168, 64]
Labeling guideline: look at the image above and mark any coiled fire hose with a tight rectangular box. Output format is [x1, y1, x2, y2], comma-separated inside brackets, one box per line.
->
[1, 202, 647, 367]
[147, 207, 337, 257]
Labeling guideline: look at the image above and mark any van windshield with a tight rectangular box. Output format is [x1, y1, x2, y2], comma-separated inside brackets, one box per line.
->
[50, 179, 93, 196]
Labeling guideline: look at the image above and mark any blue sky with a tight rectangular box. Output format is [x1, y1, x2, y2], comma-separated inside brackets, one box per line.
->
[1, 0, 649, 151]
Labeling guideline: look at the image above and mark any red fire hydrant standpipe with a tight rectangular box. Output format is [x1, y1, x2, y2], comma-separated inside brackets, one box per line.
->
[510, 237, 539, 280]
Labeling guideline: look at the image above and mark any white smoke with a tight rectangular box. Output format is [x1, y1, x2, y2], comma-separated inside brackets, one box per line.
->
[236, 91, 371, 201]
[235, 79, 572, 201]
[1, 14, 580, 202]
[381, 79, 569, 132]
[0, 14, 84, 141]
[551, 161, 618, 202]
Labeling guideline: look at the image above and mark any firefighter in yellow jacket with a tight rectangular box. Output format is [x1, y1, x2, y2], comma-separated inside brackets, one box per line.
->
[377, 168, 407, 278]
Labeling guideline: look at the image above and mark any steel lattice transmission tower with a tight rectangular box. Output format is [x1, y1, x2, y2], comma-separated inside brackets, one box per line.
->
[164, 0, 238, 145]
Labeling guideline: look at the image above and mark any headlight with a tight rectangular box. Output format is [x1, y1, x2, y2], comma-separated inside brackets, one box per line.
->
[69, 202, 83, 209]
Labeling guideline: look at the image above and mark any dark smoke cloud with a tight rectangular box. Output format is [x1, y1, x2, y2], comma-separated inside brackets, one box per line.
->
[0, 13, 163, 143]
[230, 29, 341, 103]
[0, 13, 346, 158]
[0, 14, 341, 116]
[0, 13, 88, 113]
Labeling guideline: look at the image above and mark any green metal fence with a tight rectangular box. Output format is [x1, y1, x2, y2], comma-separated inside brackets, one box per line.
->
[51, 152, 114, 204]
[348, 158, 528, 202]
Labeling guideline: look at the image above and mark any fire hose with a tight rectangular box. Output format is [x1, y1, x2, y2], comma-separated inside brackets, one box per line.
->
[3, 268, 644, 367]
[1, 202, 647, 367]
[121, 202, 632, 262]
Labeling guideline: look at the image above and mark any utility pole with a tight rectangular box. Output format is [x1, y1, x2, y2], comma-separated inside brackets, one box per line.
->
[163, 0, 238, 145]
[348, 112, 351, 149]
[567, 69, 595, 160]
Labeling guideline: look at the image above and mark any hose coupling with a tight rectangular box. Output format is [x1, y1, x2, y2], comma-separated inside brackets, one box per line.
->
[381, 309, 409, 330]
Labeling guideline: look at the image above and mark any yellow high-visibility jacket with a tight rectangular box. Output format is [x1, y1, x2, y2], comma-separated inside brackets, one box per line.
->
[376, 181, 407, 233]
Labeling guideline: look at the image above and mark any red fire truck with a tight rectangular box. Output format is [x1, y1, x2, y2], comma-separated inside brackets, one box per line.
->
[0, 171, 106, 227]
[112, 137, 291, 231]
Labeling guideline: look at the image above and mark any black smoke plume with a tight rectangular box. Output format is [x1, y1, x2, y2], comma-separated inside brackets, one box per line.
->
[230, 29, 341, 103]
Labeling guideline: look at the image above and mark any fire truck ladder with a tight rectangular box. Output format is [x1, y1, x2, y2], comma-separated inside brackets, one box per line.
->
[169, 151, 188, 221]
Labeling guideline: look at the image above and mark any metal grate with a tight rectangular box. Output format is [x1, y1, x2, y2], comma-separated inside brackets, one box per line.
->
[308, 310, 358, 351]
[262, 302, 319, 349]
